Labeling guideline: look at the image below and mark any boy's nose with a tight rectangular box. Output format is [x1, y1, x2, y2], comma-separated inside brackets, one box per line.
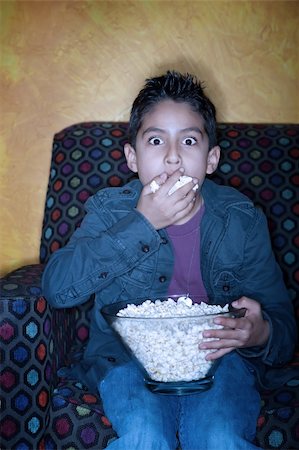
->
[165, 145, 181, 166]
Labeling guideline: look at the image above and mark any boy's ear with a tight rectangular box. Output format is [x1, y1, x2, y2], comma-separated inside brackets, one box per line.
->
[206, 145, 220, 175]
[124, 143, 138, 173]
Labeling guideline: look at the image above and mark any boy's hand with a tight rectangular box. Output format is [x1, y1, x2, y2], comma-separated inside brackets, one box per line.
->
[136, 170, 199, 229]
[199, 297, 270, 360]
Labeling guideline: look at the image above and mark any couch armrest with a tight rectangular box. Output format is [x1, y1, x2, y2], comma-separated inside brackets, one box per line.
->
[1, 263, 45, 298]
[0, 264, 77, 445]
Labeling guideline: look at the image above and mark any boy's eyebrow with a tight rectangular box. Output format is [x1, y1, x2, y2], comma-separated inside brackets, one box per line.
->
[181, 127, 204, 136]
[142, 126, 204, 137]
[142, 127, 165, 137]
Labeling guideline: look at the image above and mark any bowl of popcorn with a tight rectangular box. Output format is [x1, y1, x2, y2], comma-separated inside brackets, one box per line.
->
[101, 296, 242, 395]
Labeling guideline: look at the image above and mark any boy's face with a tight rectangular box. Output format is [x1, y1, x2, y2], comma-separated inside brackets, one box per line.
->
[124, 99, 220, 188]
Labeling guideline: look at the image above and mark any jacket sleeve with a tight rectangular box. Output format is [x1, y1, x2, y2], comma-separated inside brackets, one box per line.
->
[41, 195, 161, 308]
[237, 207, 297, 366]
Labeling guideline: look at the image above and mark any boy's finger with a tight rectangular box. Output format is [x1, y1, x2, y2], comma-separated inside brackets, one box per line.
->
[147, 173, 168, 194]
[156, 169, 191, 194]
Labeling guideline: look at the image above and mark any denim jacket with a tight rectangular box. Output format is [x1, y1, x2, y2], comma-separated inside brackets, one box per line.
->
[42, 179, 297, 391]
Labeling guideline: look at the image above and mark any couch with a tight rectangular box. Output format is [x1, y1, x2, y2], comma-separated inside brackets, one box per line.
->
[1, 122, 298, 450]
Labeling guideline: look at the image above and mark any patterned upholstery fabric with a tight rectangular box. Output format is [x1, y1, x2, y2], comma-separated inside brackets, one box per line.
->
[40, 123, 133, 265]
[1, 122, 298, 449]
[0, 267, 116, 449]
[44, 379, 117, 449]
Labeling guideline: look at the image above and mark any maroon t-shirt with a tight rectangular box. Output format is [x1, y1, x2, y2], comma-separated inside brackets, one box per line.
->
[166, 206, 207, 303]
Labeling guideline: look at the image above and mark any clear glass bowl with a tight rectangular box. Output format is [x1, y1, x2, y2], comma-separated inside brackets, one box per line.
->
[101, 296, 244, 395]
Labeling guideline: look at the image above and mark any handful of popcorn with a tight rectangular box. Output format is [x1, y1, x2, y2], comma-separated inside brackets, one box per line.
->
[150, 175, 199, 196]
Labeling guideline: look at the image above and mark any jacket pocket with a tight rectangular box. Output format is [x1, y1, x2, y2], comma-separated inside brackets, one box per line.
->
[213, 270, 242, 302]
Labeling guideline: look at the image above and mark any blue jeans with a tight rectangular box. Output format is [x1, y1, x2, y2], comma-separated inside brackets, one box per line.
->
[98, 352, 261, 450]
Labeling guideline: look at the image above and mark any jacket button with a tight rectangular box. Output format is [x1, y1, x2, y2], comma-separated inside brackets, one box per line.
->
[161, 237, 168, 244]
[122, 189, 131, 194]
[108, 357, 116, 362]
[99, 272, 108, 279]
[159, 276, 167, 283]
[142, 245, 150, 253]
[223, 285, 230, 292]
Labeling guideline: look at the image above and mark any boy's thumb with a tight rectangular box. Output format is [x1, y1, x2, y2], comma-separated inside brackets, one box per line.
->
[232, 299, 241, 308]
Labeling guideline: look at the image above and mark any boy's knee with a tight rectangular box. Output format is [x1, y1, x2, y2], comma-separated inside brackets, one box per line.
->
[182, 420, 257, 450]
[105, 429, 174, 450]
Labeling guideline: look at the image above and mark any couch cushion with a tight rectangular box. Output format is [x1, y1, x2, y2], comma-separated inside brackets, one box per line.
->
[47, 379, 117, 449]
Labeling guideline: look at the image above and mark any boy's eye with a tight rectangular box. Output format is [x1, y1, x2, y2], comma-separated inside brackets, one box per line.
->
[149, 137, 164, 145]
[183, 137, 197, 145]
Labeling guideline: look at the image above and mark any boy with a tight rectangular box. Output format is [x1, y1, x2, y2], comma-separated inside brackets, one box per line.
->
[42, 71, 296, 449]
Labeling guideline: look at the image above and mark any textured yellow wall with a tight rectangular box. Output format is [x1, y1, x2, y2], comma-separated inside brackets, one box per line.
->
[1, 0, 298, 276]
